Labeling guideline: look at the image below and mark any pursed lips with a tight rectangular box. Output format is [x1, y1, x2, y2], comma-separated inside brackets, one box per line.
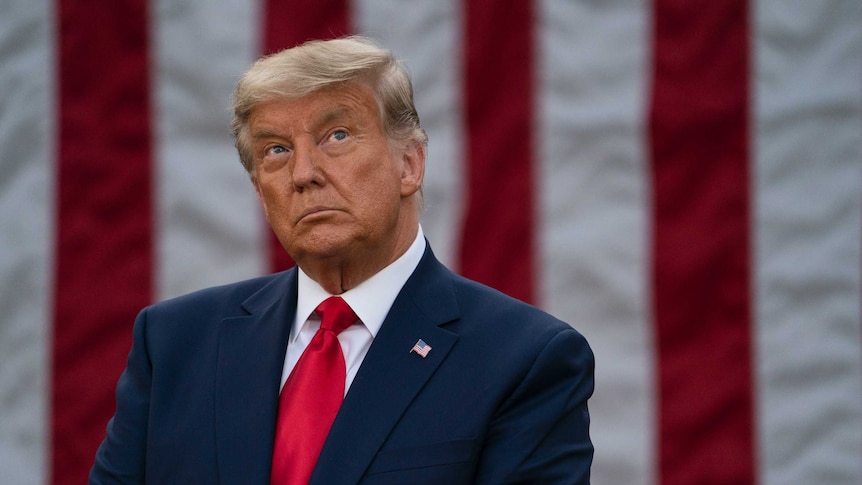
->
[297, 206, 340, 223]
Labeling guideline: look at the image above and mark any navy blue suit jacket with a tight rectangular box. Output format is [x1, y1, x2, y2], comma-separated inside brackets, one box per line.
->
[90, 246, 594, 484]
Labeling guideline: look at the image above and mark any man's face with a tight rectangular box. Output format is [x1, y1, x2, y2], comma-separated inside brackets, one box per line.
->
[248, 83, 423, 269]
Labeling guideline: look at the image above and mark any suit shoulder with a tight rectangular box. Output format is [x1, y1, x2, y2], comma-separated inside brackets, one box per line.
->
[147, 271, 288, 319]
[448, 272, 584, 343]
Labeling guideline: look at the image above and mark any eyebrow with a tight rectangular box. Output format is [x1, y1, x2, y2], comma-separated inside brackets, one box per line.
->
[251, 127, 286, 141]
[314, 107, 352, 129]
[250, 107, 354, 142]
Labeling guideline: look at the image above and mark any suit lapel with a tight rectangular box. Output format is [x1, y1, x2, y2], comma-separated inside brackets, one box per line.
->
[311, 250, 461, 485]
[215, 270, 297, 484]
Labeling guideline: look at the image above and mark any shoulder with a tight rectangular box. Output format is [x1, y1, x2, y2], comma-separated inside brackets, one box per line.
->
[413, 249, 588, 350]
[451, 272, 572, 330]
[135, 270, 293, 342]
[127, 270, 294, 362]
[147, 271, 288, 317]
[444, 271, 591, 360]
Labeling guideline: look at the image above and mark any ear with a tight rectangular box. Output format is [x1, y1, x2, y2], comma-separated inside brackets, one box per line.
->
[399, 140, 425, 198]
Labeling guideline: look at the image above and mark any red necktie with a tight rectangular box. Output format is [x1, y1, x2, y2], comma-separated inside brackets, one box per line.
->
[271, 297, 357, 485]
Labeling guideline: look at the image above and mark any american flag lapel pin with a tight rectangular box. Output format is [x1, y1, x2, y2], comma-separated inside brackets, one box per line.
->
[410, 339, 431, 358]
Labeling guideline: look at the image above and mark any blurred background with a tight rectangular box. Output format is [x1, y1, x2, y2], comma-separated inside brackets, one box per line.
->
[1, 0, 860, 484]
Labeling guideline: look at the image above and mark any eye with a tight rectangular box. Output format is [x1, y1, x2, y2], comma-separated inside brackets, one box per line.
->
[329, 129, 348, 142]
[265, 145, 289, 156]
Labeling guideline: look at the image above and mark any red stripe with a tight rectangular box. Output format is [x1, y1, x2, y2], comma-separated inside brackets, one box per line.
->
[649, 1, 755, 483]
[53, 1, 153, 483]
[460, 0, 536, 304]
[262, 0, 352, 272]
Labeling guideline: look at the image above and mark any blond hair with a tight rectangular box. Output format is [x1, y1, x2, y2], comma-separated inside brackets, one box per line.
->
[230, 36, 428, 173]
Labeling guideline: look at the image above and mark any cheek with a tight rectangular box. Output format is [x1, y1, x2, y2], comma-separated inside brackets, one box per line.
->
[362, 159, 401, 191]
[363, 172, 405, 214]
[257, 175, 293, 212]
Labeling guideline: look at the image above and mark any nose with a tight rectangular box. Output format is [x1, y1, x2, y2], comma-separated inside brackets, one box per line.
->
[290, 138, 324, 191]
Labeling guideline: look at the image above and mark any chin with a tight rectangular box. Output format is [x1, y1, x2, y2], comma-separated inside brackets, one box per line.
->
[288, 233, 356, 260]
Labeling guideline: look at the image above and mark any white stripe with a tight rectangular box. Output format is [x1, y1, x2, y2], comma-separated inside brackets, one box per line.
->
[0, 2, 54, 484]
[354, 0, 466, 268]
[753, 1, 862, 483]
[153, 0, 266, 300]
[537, 2, 654, 484]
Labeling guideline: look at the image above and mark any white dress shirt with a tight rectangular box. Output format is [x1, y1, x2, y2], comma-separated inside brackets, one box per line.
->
[279, 226, 426, 396]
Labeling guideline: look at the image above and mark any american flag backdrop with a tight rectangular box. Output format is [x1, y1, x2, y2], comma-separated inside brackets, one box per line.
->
[1, 0, 861, 484]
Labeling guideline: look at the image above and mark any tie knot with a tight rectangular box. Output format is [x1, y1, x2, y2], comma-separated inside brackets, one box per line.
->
[315, 297, 357, 334]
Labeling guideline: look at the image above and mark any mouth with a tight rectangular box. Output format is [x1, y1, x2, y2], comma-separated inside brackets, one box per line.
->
[298, 206, 339, 222]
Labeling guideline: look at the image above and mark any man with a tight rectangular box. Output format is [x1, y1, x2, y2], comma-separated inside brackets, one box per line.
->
[90, 36, 594, 484]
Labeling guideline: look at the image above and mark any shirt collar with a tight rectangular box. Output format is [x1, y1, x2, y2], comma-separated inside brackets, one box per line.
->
[292, 225, 426, 342]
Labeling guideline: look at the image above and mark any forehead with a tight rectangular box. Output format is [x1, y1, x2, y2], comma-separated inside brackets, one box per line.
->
[249, 83, 381, 132]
